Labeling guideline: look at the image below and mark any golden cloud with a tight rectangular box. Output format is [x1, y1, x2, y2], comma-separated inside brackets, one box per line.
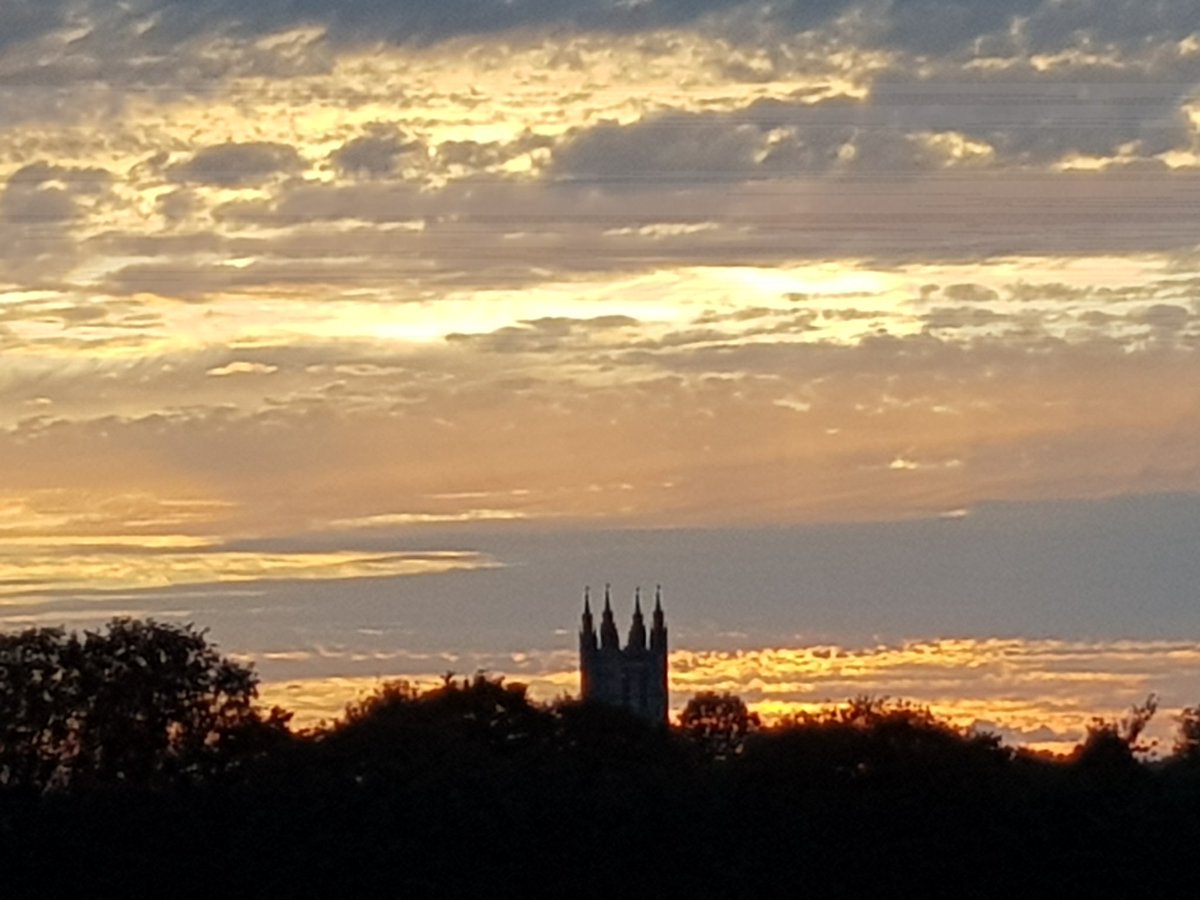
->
[0, 549, 499, 599]
[258, 637, 1200, 753]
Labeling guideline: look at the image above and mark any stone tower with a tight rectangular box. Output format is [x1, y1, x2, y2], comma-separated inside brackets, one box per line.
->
[579, 584, 668, 724]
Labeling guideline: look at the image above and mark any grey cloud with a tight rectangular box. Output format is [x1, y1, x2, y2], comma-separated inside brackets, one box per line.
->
[549, 99, 939, 184]
[331, 126, 419, 178]
[134, 0, 789, 47]
[879, 0, 1043, 55]
[922, 307, 1008, 331]
[436, 133, 554, 172]
[941, 284, 1000, 304]
[4, 0, 1200, 103]
[866, 71, 1194, 164]
[7, 163, 111, 191]
[1137, 303, 1192, 332]
[102, 256, 430, 300]
[554, 69, 1195, 187]
[2, 162, 111, 224]
[169, 142, 303, 186]
[1019, 0, 1200, 57]
[3, 184, 77, 223]
[0, 0, 74, 53]
[129, 164, 1200, 296]
[88, 1, 1200, 55]
[552, 115, 764, 184]
[157, 189, 198, 223]
[0, 163, 114, 282]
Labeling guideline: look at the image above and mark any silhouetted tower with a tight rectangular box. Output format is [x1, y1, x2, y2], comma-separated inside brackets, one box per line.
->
[579, 584, 668, 724]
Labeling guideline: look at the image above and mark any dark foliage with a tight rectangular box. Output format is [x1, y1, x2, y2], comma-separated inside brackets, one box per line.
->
[4, 624, 1200, 897]
[679, 690, 761, 760]
[0, 618, 287, 792]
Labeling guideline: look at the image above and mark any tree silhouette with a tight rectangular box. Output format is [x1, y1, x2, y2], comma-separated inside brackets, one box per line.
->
[1071, 694, 1158, 775]
[0, 617, 279, 791]
[1172, 704, 1200, 764]
[679, 691, 761, 761]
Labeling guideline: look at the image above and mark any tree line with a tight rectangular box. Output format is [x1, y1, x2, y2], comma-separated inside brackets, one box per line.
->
[4, 618, 1200, 896]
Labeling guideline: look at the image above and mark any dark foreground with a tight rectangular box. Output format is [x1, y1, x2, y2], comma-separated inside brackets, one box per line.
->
[4, 621, 1200, 897]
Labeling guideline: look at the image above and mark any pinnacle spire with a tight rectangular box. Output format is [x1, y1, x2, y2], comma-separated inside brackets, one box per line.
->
[627, 586, 647, 650]
[580, 585, 597, 651]
[651, 584, 667, 651]
[599, 582, 619, 649]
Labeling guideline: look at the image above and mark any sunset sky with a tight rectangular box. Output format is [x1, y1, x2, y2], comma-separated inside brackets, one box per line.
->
[3, 0, 1200, 749]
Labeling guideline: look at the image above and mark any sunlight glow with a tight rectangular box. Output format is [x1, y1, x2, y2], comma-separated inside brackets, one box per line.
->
[256, 637, 1200, 754]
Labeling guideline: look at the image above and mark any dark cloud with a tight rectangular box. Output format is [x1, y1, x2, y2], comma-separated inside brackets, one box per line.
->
[551, 115, 765, 184]
[0, 0, 74, 53]
[330, 125, 419, 178]
[135, 0, 787, 46]
[922, 307, 1008, 331]
[867, 71, 1194, 164]
[102, 160, 1200, 299]
[157, 189, 198, 223]
[1137, 303, 1192, 333]
[880, 0, 1043, 55]
[553, 70, 1194, 186]
[435, 133, 554, 173]
[941, 284, 1001, 304]
[3, 182, 77, 223]
[0, 163, 112, 281]
[1019, 0, 1200, 57]
[101, 256, 426, 300]
[3, 163, 111, 218]
[3, 0, 1200, 99]
[107, 1, 1200, 56]
[169, 142, 303, 187]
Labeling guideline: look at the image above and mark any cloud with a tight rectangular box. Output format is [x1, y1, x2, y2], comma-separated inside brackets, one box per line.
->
[552, 114, 765, 184]
[1136, 303, 1191, 333]
[206, 361, 279, 377]
[51, 1, 1196, 57]
[4, 0, 1200, 111]
[921, 306, 1009, 331]
[256, 634, 1200, 750]
[0, 547, 499, 598]
[330, 125, 419, 178]
[0, 163, 113, 282]
[131, 0, 796, 48]
[446, 315, 640, 353]
[189, 164, 1200, 291]
[552, 71, 1195, 187]
[328, 509, 529, 528]
[3, 163, 110, 215]
[0, 0, 74, 53]
[169, 141, 303, 186]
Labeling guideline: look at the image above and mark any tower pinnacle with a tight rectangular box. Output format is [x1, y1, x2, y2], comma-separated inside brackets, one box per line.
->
[628, 587, 647, 650]
[650, 584, 667, 652]
[579, 582, 669, 724]
[580, 586, 597, 652]
[599, 583, 619, 649]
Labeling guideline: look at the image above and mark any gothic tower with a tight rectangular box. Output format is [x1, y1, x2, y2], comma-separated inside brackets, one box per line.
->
[579, 584, 668, 724]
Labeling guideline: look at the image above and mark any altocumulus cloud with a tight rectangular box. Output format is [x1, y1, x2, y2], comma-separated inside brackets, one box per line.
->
[0, 0, 1198, 736]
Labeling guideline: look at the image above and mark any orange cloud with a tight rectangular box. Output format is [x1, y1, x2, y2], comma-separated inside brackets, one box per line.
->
[259, 637, 1200, 754]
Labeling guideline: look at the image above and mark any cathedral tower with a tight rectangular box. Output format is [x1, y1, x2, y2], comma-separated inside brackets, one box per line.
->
[579, 585, 668, 724]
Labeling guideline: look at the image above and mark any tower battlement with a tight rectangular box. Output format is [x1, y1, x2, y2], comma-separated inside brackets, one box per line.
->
[579, 584, 668, 724]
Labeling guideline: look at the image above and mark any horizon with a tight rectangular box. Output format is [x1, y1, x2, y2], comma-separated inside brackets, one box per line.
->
[3, 0, 1200, 755]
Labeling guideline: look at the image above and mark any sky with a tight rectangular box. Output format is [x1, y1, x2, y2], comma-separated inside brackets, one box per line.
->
[2, 0, 1200, 750]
